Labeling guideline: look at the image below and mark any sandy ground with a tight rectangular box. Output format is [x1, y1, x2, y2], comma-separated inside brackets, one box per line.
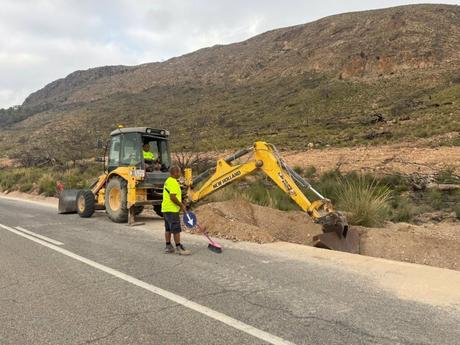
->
[282, 144, 460, 175]
[194, 199, 460, 271]
[196, 141, 460, 176]
[2, 142, 459, 174]
[0, 158, 15, 168]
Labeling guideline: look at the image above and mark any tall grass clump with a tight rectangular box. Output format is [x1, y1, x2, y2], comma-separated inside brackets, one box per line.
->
[336, 177, 391, 227]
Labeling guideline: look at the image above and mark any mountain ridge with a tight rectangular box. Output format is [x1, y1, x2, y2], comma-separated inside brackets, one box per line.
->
[0, 3, 459, 154]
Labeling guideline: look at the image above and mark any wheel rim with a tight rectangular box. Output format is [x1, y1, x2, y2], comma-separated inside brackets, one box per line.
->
[109, 187, 121, 211]
[77, 195, 85, 213]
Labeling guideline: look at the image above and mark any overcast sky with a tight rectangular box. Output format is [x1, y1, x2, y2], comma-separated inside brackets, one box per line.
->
[0, 0, 459, 108]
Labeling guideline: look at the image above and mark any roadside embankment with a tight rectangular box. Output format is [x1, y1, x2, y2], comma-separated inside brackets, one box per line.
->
[194, 199, 460, 271]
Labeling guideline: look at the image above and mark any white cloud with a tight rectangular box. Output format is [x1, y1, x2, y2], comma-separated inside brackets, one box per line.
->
[0, 0, 458, 108]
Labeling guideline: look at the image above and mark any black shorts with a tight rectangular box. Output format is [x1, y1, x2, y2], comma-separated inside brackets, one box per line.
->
[164, 212, 181, 233]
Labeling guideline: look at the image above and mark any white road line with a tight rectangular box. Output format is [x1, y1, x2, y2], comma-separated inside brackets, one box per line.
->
[0, 223, 297, 345]
[15, 226, 64, 246]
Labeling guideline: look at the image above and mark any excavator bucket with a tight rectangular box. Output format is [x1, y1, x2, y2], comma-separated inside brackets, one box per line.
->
[313, 212, 360, 254]
[58, 189, 80, 214]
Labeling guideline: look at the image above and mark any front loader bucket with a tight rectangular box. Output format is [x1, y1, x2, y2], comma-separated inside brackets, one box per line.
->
[58, 189, 80, 214]
[313, 212, 360, 254]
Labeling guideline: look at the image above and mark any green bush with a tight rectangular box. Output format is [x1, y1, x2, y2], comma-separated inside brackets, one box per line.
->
[315, 170, 343, 202]
[390, 195, 417, 223]
[60, 169, 87, 189]
[304, 165, 317, 178]
[0, 170, 22, 191]
[436, 168, 459, 184]
[19, 182, 34, 193]
[455, 204, 460, 220]
[205, 179, 298, 211]
[426, 189, 444, 210]
[292, 165, 304, 175]
[38, 174, 56, 196]
[243, 180, 298, 211]
[380, 173, 409, 192]
[206, 184, 240, 203]
[336, 177, 391, 227]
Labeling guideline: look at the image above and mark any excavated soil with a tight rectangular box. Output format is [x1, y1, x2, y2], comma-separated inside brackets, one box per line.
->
[194, 200, 460, 271]
[194, 199, 323, 244]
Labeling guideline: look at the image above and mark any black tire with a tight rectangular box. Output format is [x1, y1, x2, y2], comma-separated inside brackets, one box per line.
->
[77, 190, 95, 218]
[134, 205, 144, 216]
[105, 177, 128, 223]
[153, 204, 163, 218]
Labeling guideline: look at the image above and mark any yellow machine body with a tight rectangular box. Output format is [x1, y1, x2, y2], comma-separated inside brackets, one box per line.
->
[58, 127, 171, 224]
[184, 141, 359, 253]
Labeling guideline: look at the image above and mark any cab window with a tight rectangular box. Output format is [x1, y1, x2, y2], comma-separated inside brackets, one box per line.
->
[120, 133, 142, 166]
[108, 135, 121, 168]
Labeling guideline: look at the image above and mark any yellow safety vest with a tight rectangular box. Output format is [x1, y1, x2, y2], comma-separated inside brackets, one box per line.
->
[143, 151, 155, 160]
[162, 177, 182, 213]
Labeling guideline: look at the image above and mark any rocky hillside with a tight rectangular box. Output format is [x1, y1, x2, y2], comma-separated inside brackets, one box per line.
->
[0, 4, 459, 155]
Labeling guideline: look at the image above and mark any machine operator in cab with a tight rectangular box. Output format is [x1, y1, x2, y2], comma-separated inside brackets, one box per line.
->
[143, 143, 160, 171]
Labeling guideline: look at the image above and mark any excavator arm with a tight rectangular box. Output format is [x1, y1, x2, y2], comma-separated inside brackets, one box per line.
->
[184, 142, 359, 253]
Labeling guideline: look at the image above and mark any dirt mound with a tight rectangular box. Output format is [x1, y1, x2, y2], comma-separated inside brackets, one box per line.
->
[194, 199, 323, 244]
[194, 200, 460, 271]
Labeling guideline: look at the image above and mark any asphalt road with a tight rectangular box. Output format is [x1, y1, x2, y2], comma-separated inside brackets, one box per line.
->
[0, 196, 459, 345]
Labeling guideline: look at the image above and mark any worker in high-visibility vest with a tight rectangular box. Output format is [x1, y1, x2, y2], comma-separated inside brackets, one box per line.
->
[143, 143, 159, 171]
[143, 144, 155, 161]
[162, 166, 190, 255]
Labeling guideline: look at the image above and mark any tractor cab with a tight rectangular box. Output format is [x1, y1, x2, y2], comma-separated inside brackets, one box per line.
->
[108, 127, 171, 186]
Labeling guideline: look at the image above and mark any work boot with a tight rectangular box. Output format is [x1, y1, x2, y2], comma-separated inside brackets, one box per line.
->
[176, 244, 191, 255]
[164, 244, 175, 254]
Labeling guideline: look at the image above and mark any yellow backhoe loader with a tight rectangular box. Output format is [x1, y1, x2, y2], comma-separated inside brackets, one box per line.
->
[58, 127, 172, 224]
[184, 141, 359, 253]
[58, 127, 358, 252]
